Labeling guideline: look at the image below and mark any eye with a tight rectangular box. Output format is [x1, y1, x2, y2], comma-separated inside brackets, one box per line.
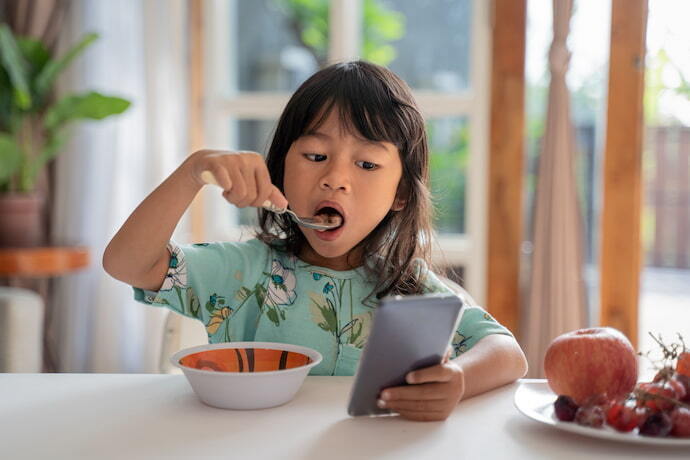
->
[356, 160, 379, 171]
[304, 153, 327, 162]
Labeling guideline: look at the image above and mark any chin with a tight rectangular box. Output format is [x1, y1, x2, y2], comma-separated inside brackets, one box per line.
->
[303, 230, 360, 258]
[307, 239, 352, 258]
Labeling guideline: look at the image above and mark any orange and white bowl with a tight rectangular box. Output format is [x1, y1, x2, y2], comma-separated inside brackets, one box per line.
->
[171, 342, 322, 410]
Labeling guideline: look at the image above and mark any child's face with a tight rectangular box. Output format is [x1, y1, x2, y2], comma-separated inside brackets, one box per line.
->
[283, 110, 403, 270]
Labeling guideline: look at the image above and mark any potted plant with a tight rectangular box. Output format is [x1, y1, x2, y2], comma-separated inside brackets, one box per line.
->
[0, 24, 130, 247]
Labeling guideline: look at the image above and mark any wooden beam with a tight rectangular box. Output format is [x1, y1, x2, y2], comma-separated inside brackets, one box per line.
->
[189, 0, 205, 242]
[487, 0, 526, 335]
[600, 0, 648, 347]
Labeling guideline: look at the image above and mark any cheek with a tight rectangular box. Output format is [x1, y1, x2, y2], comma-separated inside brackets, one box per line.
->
[283, 154, 309, 203]
[379, 171, 403, 206]
[282, 152, 298, 191]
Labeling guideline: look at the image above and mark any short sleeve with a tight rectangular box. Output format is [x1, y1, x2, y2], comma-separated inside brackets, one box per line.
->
[417, 264, 514, 358]
[132, 239, 270, 325]
[450, 306, 513, 358]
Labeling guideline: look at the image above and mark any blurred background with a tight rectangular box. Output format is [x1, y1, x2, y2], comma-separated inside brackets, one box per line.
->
[0, 0, 687, 377]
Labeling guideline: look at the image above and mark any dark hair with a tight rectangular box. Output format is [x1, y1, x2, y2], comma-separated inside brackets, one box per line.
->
[256, 60, 435, 298]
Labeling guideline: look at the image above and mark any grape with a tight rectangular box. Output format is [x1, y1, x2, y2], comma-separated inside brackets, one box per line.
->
[653, 366, 675, 383]
[638, 412, 673, 437]
[636, 382, 677, 412]
[606, 400, 643, 432]
[575, 405, 605, 428]
[668, 378, 687, 402]
[678, 351, 690, 377]
[670, 407, 690, 437]
[554, 395, 579, 422]
[652, 366, 688, 402]
[673, 374, 690, 403]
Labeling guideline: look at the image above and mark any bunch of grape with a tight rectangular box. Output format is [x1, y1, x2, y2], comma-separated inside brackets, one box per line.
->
[553, 334, 690, 438]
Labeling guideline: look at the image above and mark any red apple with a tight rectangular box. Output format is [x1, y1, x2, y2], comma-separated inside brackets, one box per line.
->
[544, 327, 638, 405]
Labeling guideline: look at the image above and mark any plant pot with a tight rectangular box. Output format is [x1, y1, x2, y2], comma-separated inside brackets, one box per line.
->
[0, 193, 45, 248]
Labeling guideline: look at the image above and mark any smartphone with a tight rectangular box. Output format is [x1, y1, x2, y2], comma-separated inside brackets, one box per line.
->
[347, 293, 464, 416]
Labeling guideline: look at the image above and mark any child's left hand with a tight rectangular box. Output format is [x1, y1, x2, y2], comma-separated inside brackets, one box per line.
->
[377, 347, 465, 422]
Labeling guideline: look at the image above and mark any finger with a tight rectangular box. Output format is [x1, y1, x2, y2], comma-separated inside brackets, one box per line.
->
[267, 185, 288, 210]
[236, 164, 258, 208]
[379, 398, 449, 413]
[380, 383, 448, 401]
[251, 165, 274, 207]
[205, 166, 233, 191]
[397, 410, 448, 422]
[407, 363, 455, 385]
[225, 168, 248, 206]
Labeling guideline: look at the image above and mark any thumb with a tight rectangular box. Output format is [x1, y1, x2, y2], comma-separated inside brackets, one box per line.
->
[268, 186, 288, 210]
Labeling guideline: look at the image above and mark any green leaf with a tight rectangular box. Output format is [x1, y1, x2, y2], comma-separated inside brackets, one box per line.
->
[19, 130, 67, 192]
[45, 91, 130, 131]
[255, 284, 266, 306]
[188, 291, 201, 316]
[349, 321, 363, 345]
[266, 308, 279, 326]
[0, 24, 31, 109]
[314, 299, 337, 334]
[0, 133, 23, 184]
[17, 37, 50, 78]
[35, 32, 98, 97]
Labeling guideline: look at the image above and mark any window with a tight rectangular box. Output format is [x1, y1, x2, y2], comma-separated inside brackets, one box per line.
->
[201, 0, 491, 303]
[524, 0, 612, 325]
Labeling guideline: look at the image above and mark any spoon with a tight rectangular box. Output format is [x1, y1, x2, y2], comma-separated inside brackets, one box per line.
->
[200, 171, 342, 231]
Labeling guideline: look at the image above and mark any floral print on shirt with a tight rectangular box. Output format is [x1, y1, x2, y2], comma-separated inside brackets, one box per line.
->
[308, 271, 374, 349]
[133, 239, 514, 375]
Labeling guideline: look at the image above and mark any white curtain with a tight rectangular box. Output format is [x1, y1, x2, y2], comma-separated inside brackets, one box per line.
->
[49, 0, 189, 372]
[521, 0, 587, 378]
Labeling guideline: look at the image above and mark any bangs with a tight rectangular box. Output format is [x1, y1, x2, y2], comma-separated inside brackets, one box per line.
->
[296, 63, 421, 153]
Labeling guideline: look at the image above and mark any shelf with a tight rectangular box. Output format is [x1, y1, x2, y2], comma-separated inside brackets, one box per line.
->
[0, 247, 90, 277]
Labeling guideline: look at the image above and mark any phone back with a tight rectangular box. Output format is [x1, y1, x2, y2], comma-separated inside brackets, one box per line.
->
[347, 294, 463, 416]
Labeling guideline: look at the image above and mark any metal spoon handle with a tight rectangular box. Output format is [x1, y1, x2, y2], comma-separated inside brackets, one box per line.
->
[265, 205, 340, 230]
[200, 170, 339, 230]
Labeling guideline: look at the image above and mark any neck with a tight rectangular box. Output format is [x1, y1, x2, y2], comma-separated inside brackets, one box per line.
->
[298, 244, 363, 271]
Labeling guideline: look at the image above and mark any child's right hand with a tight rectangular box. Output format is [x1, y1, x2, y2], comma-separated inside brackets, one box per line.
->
[189, 150, 288, 209]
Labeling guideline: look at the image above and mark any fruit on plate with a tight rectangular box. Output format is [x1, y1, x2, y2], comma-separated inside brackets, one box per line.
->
[574, 404, 605, 428]
[636, 381, 679, 412]
[551, 332, 690, 438]
[606, 400, 643, 432]
[553, 395, 579, 422]
[678, 351, 690, 377]
[673, 374, 690, 403]
[544, 327, 637, 405]
[670, 407, 690, 437]
[639, 411, 673, 437]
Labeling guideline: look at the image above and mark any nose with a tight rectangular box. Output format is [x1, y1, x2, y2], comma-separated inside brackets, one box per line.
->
[319, 161, 351, 192]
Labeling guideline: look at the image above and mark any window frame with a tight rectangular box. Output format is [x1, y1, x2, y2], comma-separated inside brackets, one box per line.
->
[200, 0, 491, 304]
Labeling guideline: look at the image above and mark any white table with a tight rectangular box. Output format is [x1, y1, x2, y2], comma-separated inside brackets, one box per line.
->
[0, 374, 687, 459]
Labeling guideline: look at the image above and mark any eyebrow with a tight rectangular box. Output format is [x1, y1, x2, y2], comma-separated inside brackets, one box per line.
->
[301, 130, 390, 152]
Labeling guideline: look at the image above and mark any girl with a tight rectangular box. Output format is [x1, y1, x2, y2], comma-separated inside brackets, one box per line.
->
[103, 60, 527, 421]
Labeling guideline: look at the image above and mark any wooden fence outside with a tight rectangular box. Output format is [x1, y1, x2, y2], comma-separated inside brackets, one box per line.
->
[645, 126, 690, 269]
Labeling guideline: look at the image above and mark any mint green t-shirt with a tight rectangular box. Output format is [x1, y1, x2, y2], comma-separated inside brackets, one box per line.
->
[134, 239, 512, 376]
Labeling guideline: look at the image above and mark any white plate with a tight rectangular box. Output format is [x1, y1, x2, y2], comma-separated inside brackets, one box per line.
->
[514, 381, 690, 446]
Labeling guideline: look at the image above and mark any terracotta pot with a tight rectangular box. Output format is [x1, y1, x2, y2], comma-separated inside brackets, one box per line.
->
[0, 193, 45, 248]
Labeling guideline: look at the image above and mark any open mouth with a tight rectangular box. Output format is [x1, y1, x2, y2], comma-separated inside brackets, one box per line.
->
[313, 206, 345, 232]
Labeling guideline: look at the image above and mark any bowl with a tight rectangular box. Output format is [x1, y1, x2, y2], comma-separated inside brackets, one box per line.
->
[170, 341, 322, 410]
